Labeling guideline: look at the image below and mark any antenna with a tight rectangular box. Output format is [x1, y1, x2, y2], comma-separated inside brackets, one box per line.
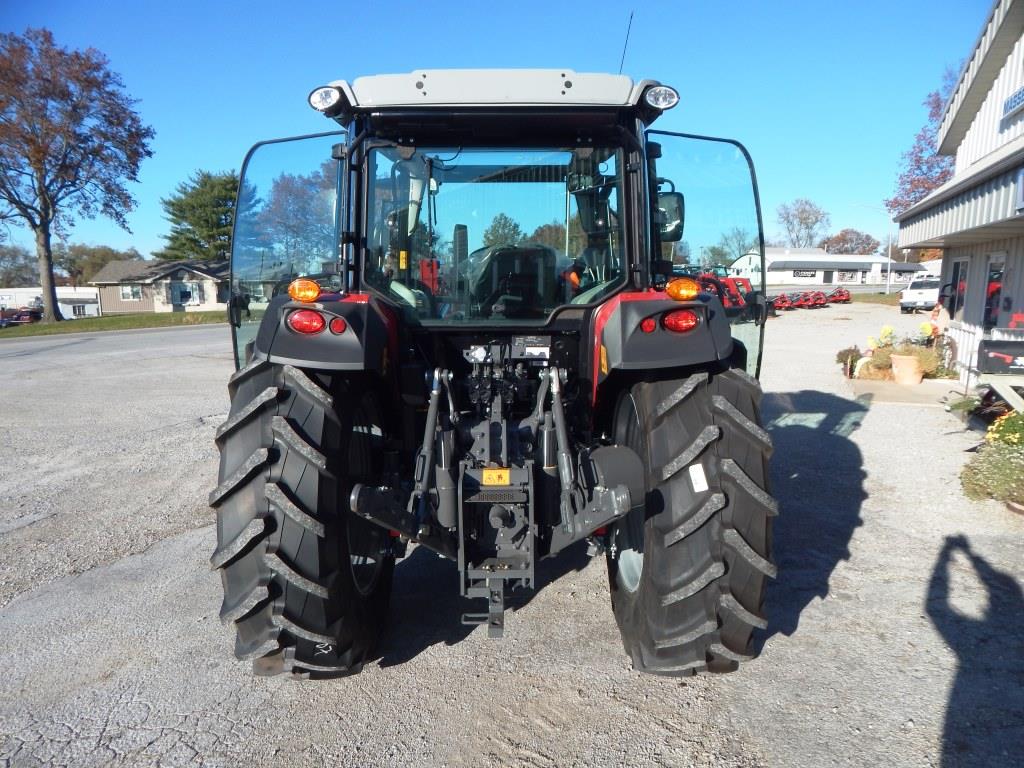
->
[618, 11, 634, 75]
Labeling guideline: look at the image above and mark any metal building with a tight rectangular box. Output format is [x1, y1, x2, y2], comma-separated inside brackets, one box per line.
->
[895, 0, 1024, 392]
[730, 247, 923, 287]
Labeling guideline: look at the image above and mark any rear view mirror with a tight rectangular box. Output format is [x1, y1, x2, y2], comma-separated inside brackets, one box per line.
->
[657, 191, 684, 242]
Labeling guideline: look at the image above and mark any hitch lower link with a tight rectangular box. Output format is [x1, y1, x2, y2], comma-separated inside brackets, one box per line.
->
[352, 366, 641, 639]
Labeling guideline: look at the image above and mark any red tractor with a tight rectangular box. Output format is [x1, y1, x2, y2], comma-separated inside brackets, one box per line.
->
[212, 70, 776, 679]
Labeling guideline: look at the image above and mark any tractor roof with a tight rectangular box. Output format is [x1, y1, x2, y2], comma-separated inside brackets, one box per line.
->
[327, 69, 660, 110]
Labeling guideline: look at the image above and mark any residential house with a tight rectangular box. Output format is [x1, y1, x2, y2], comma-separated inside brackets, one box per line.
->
[895, 0, 1024, 387]
[90, 260, 229, 315]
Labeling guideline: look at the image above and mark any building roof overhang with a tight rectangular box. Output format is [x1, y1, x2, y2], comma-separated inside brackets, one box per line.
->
[896, 136, 1024, 247]
[938, 0, 1024, 154]
[767, 260, 923, 271]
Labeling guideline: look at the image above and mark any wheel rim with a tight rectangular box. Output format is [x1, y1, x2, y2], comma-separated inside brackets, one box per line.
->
[346, 398, 388, 597]
[613, 393, 645, 593]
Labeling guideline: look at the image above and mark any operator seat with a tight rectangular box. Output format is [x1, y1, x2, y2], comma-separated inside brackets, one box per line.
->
[472, 245, 557, 317]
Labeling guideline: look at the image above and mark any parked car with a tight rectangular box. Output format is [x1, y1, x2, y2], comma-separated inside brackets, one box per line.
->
[900, 277, 940, 313]
[4, 307, 43, 325]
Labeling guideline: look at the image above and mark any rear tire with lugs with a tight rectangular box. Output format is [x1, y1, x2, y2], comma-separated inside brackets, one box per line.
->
[209, 359, 393, 677]
[608, 366, 777, 675]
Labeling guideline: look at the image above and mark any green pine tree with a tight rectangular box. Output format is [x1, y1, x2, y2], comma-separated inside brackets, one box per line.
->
[155, 171, 239, 261]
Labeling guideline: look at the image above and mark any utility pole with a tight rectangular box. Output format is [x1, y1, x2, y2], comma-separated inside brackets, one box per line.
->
[852, 203, 896, 293]
[885, 230, 893, 295]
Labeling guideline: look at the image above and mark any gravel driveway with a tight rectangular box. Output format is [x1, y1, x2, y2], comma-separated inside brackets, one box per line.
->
[0, 306, 1021, 767]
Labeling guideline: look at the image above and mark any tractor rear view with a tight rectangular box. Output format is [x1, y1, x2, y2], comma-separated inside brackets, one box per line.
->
[210, 70, 776, 678]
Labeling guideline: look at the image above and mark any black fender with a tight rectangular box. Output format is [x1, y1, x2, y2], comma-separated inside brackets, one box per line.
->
[252, 293, 398, 373]
[586, 290, 734, 402]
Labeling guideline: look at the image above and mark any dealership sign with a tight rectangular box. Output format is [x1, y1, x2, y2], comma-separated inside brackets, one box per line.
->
[1005, 86, 1024, 119]
[792, 270, 817, 278]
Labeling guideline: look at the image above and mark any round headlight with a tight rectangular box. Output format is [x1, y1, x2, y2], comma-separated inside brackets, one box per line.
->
[308, 86, 343, 112]
[644, 85, 680, 110]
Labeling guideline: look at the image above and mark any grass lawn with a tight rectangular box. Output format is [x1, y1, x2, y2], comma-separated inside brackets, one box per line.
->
[849, 292, 902, 306]
[0, 311, 227, 338]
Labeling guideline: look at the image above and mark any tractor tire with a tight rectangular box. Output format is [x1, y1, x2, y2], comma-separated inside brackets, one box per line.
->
[209, 358, 394, 677]
[607, 366, 777, 675]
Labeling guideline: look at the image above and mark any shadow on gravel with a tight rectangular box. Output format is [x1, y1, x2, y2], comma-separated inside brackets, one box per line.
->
[375, 540, 592, 667]
[926, 535, 1024, 767]
[759, 390, 869, 648]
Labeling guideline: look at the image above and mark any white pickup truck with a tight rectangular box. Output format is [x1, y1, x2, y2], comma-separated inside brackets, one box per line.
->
[900, 276, 941, 313]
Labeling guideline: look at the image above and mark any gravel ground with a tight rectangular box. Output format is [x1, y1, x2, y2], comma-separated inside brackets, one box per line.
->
[0, 306, 1021, 767]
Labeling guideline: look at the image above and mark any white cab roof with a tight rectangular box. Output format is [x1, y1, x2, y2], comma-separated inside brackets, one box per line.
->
[329, 69, 658, 109]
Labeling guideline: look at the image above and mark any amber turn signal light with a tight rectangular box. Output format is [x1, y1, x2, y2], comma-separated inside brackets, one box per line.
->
[665, 277, 700, 301]
[288, 278, 321, 303]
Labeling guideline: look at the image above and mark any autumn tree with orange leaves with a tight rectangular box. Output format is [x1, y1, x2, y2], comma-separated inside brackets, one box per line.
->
[819, 228, 880, 255]
[885, 69, 958, 216]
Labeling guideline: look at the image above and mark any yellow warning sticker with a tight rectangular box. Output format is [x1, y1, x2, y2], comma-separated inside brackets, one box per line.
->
[600, 344, 609, 375]
[482, 468, 511, 486]
[399, 250, 408, 270]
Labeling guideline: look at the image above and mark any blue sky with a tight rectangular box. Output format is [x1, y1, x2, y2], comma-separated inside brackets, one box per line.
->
[1, 0, 990, 258]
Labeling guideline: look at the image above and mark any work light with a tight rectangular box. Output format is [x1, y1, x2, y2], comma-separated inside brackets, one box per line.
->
[644, 85, 679, 110]
[308, 86, 343, 112]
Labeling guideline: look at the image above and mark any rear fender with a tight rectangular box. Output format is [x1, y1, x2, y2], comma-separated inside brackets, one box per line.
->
[588, 291, 733, 401]
[253, 293, 398, 373]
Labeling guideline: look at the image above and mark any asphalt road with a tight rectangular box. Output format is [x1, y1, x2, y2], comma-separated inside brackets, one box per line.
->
[1, 308, 1021, 767]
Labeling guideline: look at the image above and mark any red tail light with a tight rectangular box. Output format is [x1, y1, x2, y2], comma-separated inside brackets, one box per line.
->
[662, 309, 699, 333]
[287, 309, 325, 334]
[329, 317, 347, 334]
[639, 317, 657, 333]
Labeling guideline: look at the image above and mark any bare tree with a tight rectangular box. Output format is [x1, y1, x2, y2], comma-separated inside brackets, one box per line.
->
[0, 29, 154, 321]
[717, 226, 757, 262]
[777, 199, 830, 248]
[0, 243, 36, 286]
[258, 167, 335, 272]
